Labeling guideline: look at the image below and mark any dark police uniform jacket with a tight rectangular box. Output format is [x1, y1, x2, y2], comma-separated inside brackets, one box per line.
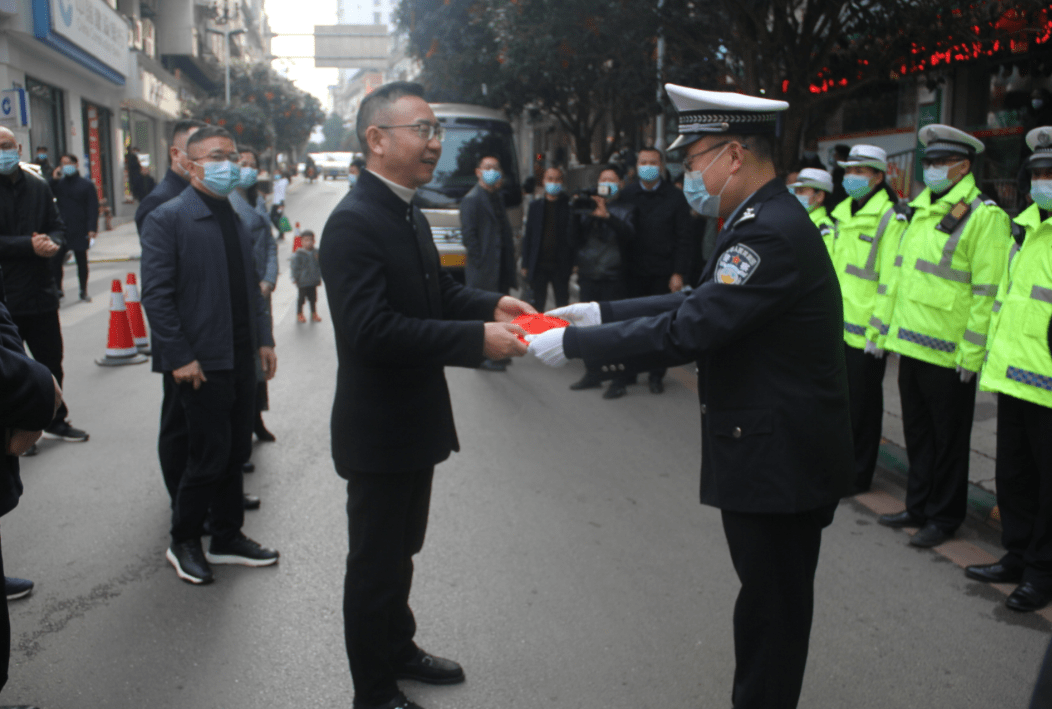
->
[564, 179, 855, 514]
[319, 170, 502, 476]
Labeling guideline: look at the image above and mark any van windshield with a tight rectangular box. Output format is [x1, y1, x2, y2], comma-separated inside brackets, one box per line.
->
[416, 117, 521, 210]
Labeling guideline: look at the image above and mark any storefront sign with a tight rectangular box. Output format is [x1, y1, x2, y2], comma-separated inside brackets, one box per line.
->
[31, 0, 126, 85]
[86, 104, 104, 199]
[141, 70, 181, 119]
[0, 89, 30, 128]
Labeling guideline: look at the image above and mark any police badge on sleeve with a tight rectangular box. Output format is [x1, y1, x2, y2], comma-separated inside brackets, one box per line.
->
[715, 244, 761, 285]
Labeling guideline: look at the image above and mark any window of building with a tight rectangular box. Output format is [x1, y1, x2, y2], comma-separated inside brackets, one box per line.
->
[374, 11, 381, 23]
[25, 77, 66, 166]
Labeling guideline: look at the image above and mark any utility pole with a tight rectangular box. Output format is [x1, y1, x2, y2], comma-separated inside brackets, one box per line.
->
[654, 0, 666, 150]
[206, 0, 245, 106]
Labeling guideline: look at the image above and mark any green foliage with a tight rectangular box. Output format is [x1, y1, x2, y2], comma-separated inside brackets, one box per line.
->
[194, 101, 271, 149]
[320, 113, 346, 152]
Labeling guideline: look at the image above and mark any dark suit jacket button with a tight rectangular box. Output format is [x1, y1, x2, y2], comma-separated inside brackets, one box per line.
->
[701, 404, 707, 414]
[732, 426, 742, 438]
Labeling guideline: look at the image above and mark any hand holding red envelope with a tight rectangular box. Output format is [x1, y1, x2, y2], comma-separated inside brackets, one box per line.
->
[511, 314, 569, 344]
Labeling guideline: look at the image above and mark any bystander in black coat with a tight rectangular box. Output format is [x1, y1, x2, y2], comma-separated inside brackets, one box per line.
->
[0, 165, 66, 315]
[50, 172, 98, 252]
[622, 179, 693, 283]
[135, 168, 189, 234]
[521, 193, 573, 310]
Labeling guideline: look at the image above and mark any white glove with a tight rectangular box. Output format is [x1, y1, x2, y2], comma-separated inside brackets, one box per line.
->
[546, 302, 601, 328]
[526, 328, 568, 367]
[863, 340, 885, 359]
[957, 366, 976, 383]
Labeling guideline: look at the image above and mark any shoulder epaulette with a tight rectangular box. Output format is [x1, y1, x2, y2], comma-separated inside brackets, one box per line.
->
[1011, 221, 1027, 246]
[892, 201, 914, 221]
[977, 193, 999, 208]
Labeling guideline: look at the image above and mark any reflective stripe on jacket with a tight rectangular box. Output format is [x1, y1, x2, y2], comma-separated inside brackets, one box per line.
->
[809, 205, 837, 256]
[980, 203, 1052, 408]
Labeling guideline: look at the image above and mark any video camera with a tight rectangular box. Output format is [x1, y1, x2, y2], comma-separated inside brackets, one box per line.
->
[570, 184, 614, 213]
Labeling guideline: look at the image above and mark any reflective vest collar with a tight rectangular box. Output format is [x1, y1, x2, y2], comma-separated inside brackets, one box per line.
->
[1015, 202, 1046, 232]
[910, 172, 978, 210]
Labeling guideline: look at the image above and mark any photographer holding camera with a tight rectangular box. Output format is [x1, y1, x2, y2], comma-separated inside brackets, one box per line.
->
[568, 165, 637, 398]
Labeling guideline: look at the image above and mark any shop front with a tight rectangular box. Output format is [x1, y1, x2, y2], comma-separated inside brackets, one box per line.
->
[121, 53, 187, 202]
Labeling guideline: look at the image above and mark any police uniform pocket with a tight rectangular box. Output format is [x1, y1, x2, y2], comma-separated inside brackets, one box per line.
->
[1024, 300, 1052, 340]
[709, 408, 774, 440]
[908, 278, 956, 311]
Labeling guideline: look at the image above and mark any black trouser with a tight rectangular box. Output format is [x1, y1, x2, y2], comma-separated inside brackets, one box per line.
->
[297, 285, 318, 314]
[342, 467, 433, 707]
[578, 279, 631, 385]
[844, 344, 887, 492]
[626, 272, 670, 382]
[158, 373, 189, 503]
[0, 529, 9, 692]
[11, 310, 67, 426]
[529, 264, 569, 312]
[721, 504, 836, 709]
[898, 355, 976, 532]
[996, 393, 1052, 592]
[52, 247, 88, 296]
[170, 351, 254, 544]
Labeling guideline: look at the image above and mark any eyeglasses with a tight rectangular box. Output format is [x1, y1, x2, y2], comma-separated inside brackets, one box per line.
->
[377, 122, 444, 142]
[190, 151, 241, 164]
[683, 140, 732, 172]
[920, 157, 965, 169]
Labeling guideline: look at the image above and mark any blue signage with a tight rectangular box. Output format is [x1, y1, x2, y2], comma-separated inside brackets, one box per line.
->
[31, 0, 126, 86]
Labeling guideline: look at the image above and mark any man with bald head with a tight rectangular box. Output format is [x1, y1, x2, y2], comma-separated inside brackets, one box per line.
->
[320, 81, 535, 709]
[0, 126, 87, 453]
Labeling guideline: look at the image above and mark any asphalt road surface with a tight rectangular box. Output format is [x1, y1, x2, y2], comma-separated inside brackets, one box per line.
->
[3, 178, 1049, 708]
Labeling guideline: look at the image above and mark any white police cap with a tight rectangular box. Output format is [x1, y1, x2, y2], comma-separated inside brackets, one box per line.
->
[1026, 126, 1052, 170]
[837, 144, 887, 173]
[788, 168, 834, 193]
[918, 124, 985, 159]
[665, 83, 789, 151]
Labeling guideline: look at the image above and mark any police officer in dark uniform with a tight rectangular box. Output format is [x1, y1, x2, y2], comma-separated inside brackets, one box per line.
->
[529, 84, 855, 709]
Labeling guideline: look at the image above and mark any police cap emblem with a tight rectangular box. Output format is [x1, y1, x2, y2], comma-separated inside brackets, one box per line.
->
[715, 244, 761, 285]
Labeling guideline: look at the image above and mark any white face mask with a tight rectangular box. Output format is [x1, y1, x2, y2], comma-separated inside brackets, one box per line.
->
[682, 144, 732, 217]
[1032, 179, 1052, 209]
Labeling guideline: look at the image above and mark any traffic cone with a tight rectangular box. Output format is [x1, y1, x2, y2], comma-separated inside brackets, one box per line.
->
[124, 273, 150, 355]
[95, 279, 149, 366]
[292, 222, 302, 252]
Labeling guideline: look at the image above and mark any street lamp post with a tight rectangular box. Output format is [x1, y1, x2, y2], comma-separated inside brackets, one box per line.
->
[206, 0, 245, 106]
[654, 0, 666, 150]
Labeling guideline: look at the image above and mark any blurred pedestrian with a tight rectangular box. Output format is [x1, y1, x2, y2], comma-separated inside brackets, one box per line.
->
[799, 138, 825, 170]
[0, 263, 63, 693]
[232, 146, 278, 449]
[967, 127, 1052, 613]
[622, 147, 692, 395]
[520, 166, 573, 312]
[140, 125, 279, 585]
[0, 127, 86, 455]
[271, 169, 290, 239]
[347, 157, 364, 190]
[319, 81, 533, 709]
[125, 146, 147, 202]
[135, 118, 206, 503]
[49, 154, 98, 302]
[830, 143, 850, 206]
[32, 146, 52, 179]
[569, 164, 636, 399]
[826, 148, 907, 493]
[460, 155, 517, 371]
[869, 125, 1013, 547]
[291, 230, 322, 323]
[788, 168, 837, 253]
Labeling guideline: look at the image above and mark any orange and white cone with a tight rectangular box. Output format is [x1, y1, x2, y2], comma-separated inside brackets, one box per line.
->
[124, 273, 150, 355]
[95, 279, 149, 366]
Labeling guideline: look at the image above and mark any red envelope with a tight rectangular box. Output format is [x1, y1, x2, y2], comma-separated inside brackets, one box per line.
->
[512, 314, 570, 343]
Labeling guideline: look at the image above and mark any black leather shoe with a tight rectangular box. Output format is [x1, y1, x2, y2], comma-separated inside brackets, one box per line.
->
[1006, 582, 1052, 613]
[254, 417, 276, 442]
[478, 359, 507, 372]
[909, 523, 952, 548]
[394, 649, 465, 685]
[965, 562, 1024, 584]
[569, 373, 602, 390]
[353, 693, 424, 709]
[603, 382, 627, 399]
[649, 377, 664, 394]
[243, 493, 261, 510]
[878, 510, 924, 528]
[242, 461, 256, 473]
[166, 539, 214, 585]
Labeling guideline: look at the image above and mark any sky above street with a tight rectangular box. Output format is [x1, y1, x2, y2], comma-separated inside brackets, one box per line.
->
[265, 0, 340, 112]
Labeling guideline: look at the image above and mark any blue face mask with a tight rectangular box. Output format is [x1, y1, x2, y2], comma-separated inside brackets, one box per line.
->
[598, 181, 619, 198]
[0, 149, 20, 175]
[481, 169, 501, 186]
[843, 174, 873, 200]
[795, 192, 815, 213]
[923, 164, 955, 194]
[683, 144, 731, 217]
[544, 181, 562, 196]
[1034, 99, 1045, 111]
[1031, 179, 1052, 210]
[238, 167, 258, 189]
[197, 160, 241, 196]
[36, 153, 47, 161]
[637, 164, 660, 183]
[348, 172, 358, 187]
[61, 164, 78, 177]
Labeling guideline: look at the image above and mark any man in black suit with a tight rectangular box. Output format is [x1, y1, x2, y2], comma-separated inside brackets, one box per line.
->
[529, 84, 855, 709]
[135, 118, 206, 503]
[520, 166, 573, 312]
[319, 81, 534, 709]
[49, 154, 98, 301]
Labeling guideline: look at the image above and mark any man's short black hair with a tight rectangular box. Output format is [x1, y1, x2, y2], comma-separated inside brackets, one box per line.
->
[238, 145, 261, 165]
[186, 126, 235, 154]
[300, 229, 315, 239]
[356, 81, 426, 154]
[36, 146, 48, 152]
[477, 155, 501, 168]
[351, 157, 366, 170]
[62, 153, 78, 164]
[598, 164, 625, 180]
[720, 134, 775, 163]
[834, 143, 850, 157]
[638, 146, 664, 162]
[544, 165, 565, 178]
[172, 119, 207, 143]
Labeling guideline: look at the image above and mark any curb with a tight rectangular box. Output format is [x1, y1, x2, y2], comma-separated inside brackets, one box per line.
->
[88, 255, 140, 264]
[876, 440, 1000, 529]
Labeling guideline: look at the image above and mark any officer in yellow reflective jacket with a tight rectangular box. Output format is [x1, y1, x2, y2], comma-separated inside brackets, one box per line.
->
[966, 127, 1052, 613]
[828, 146, 909, 492]
[867, 125, 1013, 548]
[788, 168, 837, 254]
